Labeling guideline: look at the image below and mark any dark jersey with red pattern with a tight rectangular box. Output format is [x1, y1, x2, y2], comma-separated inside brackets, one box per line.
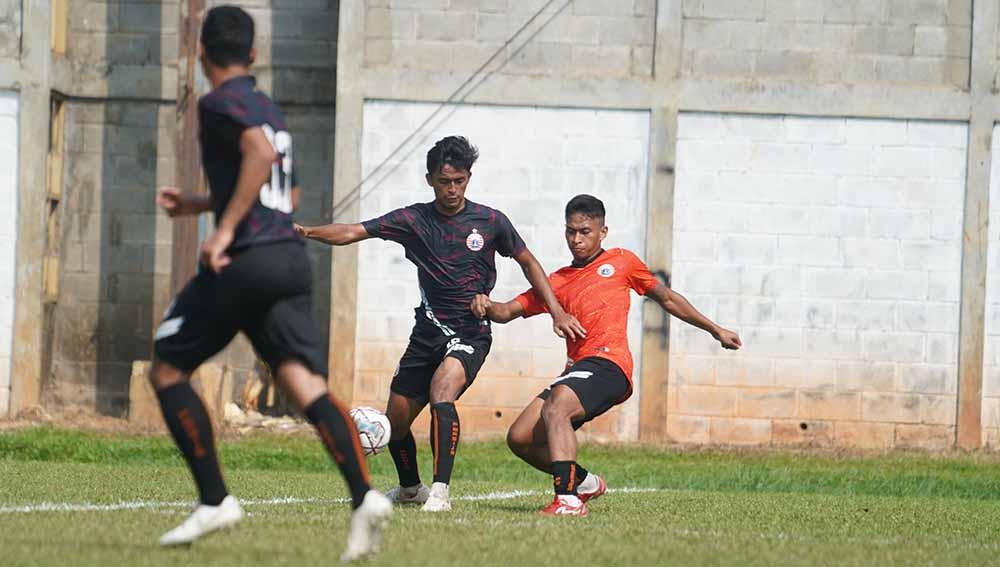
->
[199, 75, 299, 250]
[362, 200, 527, 338]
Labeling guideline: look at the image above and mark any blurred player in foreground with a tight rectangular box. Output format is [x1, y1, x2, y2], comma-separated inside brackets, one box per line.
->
[296, 136, 583, 512]
[472, 194, 742, 516]
[150, 6, 390, 560]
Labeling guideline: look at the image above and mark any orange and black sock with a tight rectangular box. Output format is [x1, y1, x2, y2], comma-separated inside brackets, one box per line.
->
[389, 432, 421, 487]
[552, 461, 579, 496]
[304, 395, 371, 509]
[430, 402, 460, 485]
[156, 382, 228, 506]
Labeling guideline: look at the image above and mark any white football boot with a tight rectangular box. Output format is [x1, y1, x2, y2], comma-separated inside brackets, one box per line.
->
[419, 482, 451, 513]
[341, 490, 393, 562]
[385, 483, 431, 505]
[159, 495, 244, 546]
[578, 473, 607, 504]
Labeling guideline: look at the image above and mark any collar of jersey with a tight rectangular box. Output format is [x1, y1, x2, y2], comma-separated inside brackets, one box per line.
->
[570, 248, 607, 269]
[217, 74, 257, 92]
[430, 199, 471, 219]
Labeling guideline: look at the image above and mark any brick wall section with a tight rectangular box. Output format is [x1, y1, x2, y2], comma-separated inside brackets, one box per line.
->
[356, 101, 650, 440]
[0, 0, 19, 59]
[682, 0, 972, 88]
[0, 92, 18, 415]
[363, 0, 656, 78]
[981, 126, 1000, 448]
[221, 0, 339, 104]
[48, 101, 175, 413]
[66, 0, 179, 71]
[42, 1, 338, 414]
[670, 112, 965, 449]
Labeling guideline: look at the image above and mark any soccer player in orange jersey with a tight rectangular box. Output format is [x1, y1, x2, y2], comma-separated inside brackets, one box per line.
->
[471, 194, 741, 516]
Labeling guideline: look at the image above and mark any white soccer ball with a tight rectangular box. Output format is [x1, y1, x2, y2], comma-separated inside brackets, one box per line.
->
[349, 406, 391, 456]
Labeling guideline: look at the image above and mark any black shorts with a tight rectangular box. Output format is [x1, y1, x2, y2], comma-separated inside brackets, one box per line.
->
[538, 357, 631, 430]
[390, 331, 492, 401]
[154, 240, 328, 376]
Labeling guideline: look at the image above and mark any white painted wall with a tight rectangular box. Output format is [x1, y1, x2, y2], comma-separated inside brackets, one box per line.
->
[0, 91, 18, 416]
[358, 100, 650, 439]
[670, 112, 965, 446]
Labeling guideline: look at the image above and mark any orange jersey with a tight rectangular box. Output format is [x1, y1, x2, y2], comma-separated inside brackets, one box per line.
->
[515, 248, 660, 386]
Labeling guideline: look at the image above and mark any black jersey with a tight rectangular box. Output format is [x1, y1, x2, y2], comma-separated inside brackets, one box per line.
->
[362, 200, 527, 337]
[198, 75, 298, 249]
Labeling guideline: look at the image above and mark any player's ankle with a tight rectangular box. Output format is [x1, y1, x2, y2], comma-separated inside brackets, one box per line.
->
[577, 472, 599, 494]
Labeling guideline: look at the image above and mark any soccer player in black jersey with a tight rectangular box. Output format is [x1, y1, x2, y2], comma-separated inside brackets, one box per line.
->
[297, 136, 584, 512]
[150, 7, 390, 560]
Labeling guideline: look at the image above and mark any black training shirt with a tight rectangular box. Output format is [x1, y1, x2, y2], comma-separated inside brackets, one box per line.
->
[199, 75, 298, 249]
[362, 200, 527, 337]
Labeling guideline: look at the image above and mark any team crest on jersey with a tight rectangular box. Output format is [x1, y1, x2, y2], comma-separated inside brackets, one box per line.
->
[466, 229, 485, 251]
[598, 263, 616, 278]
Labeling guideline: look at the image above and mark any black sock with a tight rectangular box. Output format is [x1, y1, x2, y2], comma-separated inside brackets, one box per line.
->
[552, 461, 581, 495]
[430, 402, 460, 485]
[304, 395, 371, 509]
[576, 463, 590, 486]
[156, 383, 228, 506]
[389, 432, 421, 488]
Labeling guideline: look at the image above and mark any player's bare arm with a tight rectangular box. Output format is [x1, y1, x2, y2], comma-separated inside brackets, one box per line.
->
[156, 186, 213, 217]
[470, 294, 524, 323]
[294, 222, 371, 245]
[512, 248, 586, 340]
[200, 126, 277, 273]
[645, 283, 742, 350]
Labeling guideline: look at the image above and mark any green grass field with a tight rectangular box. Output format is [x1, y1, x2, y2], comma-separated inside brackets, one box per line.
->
[2, 427, 1000, 566]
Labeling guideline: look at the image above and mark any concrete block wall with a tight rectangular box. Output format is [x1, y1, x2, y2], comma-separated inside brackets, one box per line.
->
[355, 100, 650, 440]
[669, 112, 965, 449]
[0, 0, 19, 59]
[48, 101, 175, 414]
[682, 0, 972, 88]
[58, 0, 179, 100]
[0, 92, 18, 415]
[38, 0, 339, 415]
[212, 0, 339, 104]
[363, 0, 656, 77]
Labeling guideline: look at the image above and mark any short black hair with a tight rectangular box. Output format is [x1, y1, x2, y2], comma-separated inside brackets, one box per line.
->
[426, 136, 479, 175]
[201, 6, 254, 67]
[565, 194, 606, 222]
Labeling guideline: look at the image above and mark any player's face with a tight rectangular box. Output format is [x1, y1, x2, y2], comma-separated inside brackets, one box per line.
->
[565, 213, 607, 263]
[426, 163, 470, 213]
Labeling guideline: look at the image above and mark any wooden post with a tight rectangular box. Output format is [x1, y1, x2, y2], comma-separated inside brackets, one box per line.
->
[171, 0, 205, 296]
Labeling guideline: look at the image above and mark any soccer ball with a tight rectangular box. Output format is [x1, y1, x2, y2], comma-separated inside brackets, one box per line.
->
[349, 406, 391, 456]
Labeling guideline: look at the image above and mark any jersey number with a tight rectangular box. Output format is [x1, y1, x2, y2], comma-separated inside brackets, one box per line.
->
[260, 124, 293, 214]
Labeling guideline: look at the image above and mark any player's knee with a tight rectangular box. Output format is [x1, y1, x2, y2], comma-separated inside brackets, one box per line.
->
[149, 360, 187, 391]
[506, 426, 530, 455]
[385, 409, 412, 440]
[428, 377, 463, 404]
[541, 388, 576, 424]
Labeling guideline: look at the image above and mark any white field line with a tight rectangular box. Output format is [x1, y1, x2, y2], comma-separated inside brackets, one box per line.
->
[0, 487, 660, 514]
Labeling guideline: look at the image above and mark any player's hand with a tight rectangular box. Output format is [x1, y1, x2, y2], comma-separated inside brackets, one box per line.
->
[156, 186, 188, 217]
[294, 223, 310, 239]
[716, 328, 742, 350]
[471, 294, 492, 319]
[200, 228, 235, 273]
[552, 310, 586, 341]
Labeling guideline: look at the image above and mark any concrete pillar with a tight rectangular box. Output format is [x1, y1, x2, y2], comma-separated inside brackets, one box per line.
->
[9, 0, 52, 416]
[955, 0, 998, 449]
